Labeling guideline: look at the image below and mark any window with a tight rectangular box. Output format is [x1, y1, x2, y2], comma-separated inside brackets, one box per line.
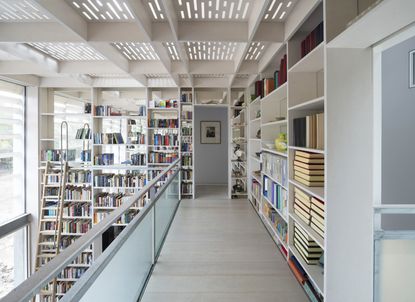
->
[0, 81, 25, 224]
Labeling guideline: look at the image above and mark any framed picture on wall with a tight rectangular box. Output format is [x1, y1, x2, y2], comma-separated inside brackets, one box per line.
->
[200, 121, 221, 144]
[410, 50, 415, 88]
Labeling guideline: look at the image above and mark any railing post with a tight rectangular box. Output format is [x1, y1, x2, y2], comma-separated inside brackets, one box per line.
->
[150, 188, 156, 265]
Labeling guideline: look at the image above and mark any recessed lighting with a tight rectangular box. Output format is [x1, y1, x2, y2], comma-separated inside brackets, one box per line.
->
[272, 2, 282, 19]
[279, 11, 286, 19]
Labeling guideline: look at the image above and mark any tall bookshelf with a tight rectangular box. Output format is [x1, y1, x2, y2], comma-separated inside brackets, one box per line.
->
[179, 88, 194, 199]
[246, 3, 326, 301]
[229, 89, 248, 199]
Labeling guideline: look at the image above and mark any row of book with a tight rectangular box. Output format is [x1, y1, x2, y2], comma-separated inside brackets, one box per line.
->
[94, 153, 114, 166]
[150, 133, 179, 146]
[148, 99, 178, 109]
[181, 92, 193, 103]
[263, 201, 288, 244]
[148, 152, 178, 164]
[262, 152, 288, 188]
[182, 155, 192, 166]
[94, 192, 125, 207]
[63, 203, 91, 217]
[94, 105, 122, 116]
[75, 128, 91, 139]
[62, 221, 90, 234]
[300, 21, 324, 58]
[181, 111, 192, 119]
[181, 142, 192, 152]
[181, 183, 192, 194]
[263, 175, 288, 216]
[94, 211, 136, 225]
[127, 133, 145, 145]
[293, 113, 324, 150]
[93, 132, 124, 144]
[294, 224, 323, 265]
[67, 170, 91, 184]
[181, 169, 192, 180]
[288, 255, 323, 302]
[181, 126, 192, 136]
[293, 151, 324, 187]
[65, 186, 91, 201]
[251, 179, 261, 200]
[94, 173, 146, 188]
[58, 267, 88, 280]
[41, 149, 76, 162]
[148, 118, 178, 128]
[294, 187, 325, 238]
[130, 153, 146, 166]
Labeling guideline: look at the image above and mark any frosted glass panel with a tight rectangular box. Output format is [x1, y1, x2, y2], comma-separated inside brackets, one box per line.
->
[376, 240, 415, 302]
[155, 174, 180, 254]
[79, 211, 153, 302]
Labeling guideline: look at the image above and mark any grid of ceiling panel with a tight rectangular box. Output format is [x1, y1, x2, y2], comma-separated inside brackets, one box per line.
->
[263, 0, 296, 21]
[112, 42, 160, 61]
[163, 42, 181, 61]
[245, 42, 267, 61]
[186, 42, 238, 60]
[28, 43, 106, 61]
[66, 0, 135, 21]
[176, 0, 252, 21]
[0, 0, 51, 22]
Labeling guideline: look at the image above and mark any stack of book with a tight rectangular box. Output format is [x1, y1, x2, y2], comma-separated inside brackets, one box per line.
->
[300, 21, 324, 58]
[293, 151, 324, 187]
[293, 187, 311, 224]
[293, 113, 324, 149]
[310, 197, 325, 238]
[293, 225, 323, 265]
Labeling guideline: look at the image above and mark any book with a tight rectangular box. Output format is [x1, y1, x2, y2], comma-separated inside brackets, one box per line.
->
[294, 202, 310, 220]
[294, 171, 325, 182]
[295, 151, 324, 159]
[311, 204, 324, 217]
[311, 222, 325, 238]
[303, 281, 322, 302]
[311, 216, 325, 231]
[295, 226, 319, 246]
[294, 160, 324, 170]
[316, 113, 324, 149]
[295, 195, 311, 209]
[294, 186, 310, 202]
[294, 237, 322, 255]
[288, 258, 307, 284]
[294, 175, 324, 187]
[294, 165, 324, 175]
[294, 242, 320, 264]
[311, 197, 324, 210]
[293, 117, 306, 147]
[294, 156, 324, 164]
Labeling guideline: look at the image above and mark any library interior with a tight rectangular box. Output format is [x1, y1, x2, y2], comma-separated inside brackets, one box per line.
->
[0, 0, 414, 301]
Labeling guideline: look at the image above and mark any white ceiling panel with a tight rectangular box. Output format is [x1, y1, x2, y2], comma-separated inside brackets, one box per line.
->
[66, 0, 135, 21]
[112, 42, 159, 61]
[175, 0, 253, 21]
[185, 42, 239, 60]
[0, 0, 51, 22]
[28, 43, 106, 61]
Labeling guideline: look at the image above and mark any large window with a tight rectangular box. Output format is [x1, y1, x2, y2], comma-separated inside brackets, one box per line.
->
[0, 81, 25, 223]
[0, 80, 27, 298]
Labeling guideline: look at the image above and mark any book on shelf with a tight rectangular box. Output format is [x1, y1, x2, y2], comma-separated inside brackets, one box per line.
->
[181, 92, 193, 103]
[263, 78, 275, 97]
[75, 128, 91, 139]
[303, 281, 323, 302]
[148, 118, 178, 128]
[149, 99, 178, 109]
[262, 152, 288, 187]
[300, 21, 324, 58]
[278, 54, 287, 87]
[94, 105, 122, 116]
[288, 256, 307, 284]
[93, 133, 124, 144]
[293, 151, 324, 187]
[93, 153, 114, 166]
[293, 113, 324, 150]
[294, 225, 323, 265]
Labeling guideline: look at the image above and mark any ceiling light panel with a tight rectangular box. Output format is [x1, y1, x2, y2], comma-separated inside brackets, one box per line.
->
[0, 0, 51, 22]
[263, 0, 296, 21]
[194, 74, 226, 78]
[145, 74, 171, 78]
[112, 42, 159, 61]
[163, 42, 181, 61]
[244, 42, 267, 61]
[176, 0, 253, 21]
[143, 0, 166, 21]
[186, 42, 238, 61]
[66, 0, 135, 21]
[28, 43, 106, 61]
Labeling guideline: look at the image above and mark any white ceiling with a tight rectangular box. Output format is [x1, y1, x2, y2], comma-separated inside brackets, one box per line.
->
[0, 0, 299, 88]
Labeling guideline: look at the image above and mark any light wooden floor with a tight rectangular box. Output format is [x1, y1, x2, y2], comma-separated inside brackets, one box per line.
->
[141, 187, 308, 302]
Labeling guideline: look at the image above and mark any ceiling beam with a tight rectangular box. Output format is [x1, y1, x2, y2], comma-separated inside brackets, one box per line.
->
[179, 21, 249, 42]
[230, 0, 270, 87]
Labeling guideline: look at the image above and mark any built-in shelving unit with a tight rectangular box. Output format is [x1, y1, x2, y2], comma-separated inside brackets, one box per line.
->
[180, 88, 194, 198]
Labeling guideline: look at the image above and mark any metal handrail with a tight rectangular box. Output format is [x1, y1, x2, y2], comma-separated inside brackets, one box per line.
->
[1, 158, 181, 302]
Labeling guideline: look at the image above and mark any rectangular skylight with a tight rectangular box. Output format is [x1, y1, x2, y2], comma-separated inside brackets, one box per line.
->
[176, 0, 251, 21]
[0, 0, 51, 22]
[28, 42, 106, 61]
[66, 0, 135, 21]
[244, 42, 266, 61]
[263, 0, 296, 21]
[163, 42, 181, 61]
[112, 42, 160, 61]
[186, 42, 238, 60]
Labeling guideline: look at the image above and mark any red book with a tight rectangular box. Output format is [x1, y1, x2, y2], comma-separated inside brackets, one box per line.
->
[288, 259, 307, 284]
[310, 28, 316, 51]
[301, 40, 305, 58]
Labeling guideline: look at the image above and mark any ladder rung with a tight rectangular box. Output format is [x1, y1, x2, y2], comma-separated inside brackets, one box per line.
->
[37, 254, 56, 258]
[39, 242, 56, 246]
[44, 184, 61, 187]
[44, 196, 60, 199]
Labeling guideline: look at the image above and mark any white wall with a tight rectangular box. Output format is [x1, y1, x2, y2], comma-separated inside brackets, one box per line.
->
[194, 106, 228, 185]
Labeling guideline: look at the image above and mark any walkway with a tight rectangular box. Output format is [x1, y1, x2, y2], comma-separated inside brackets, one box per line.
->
[141, 193, 308, 302]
